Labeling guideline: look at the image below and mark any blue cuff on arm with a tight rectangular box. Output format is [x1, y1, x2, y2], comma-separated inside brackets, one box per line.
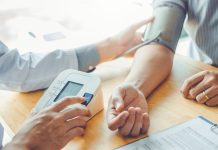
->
[144, 0, 187, 52]
[75, 44, 100, 72]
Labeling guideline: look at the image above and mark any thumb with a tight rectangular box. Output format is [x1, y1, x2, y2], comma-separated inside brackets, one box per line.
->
[112, 87, 125, 112]
[50, 96, 85, 112]
[112, 97, 124, 112]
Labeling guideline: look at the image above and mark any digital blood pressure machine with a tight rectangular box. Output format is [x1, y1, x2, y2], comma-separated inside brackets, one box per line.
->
[35, 69, 103, 119]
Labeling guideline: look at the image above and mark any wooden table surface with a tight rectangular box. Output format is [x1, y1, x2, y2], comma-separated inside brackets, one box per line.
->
[0, 55, 218, 150]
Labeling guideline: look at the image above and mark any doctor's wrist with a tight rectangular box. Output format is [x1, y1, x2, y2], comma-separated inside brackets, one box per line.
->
[96, 37, 125, 63]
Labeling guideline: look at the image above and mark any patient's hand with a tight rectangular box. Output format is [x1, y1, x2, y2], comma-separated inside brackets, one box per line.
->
[180, 70, 218, 106]
[4, 97, 90, 150]
[107, 83, 149, 137]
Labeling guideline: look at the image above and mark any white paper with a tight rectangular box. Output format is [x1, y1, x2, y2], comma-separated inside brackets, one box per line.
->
[116, 117, 218, 150]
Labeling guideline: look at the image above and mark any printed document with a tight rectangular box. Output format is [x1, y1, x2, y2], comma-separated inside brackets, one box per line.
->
[116, 117, 218, 150]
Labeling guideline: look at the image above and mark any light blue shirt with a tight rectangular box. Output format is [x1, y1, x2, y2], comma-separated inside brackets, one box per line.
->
[0, 41, 99, 92]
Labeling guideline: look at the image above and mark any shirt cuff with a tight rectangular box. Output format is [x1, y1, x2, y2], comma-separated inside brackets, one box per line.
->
[75, 44, 100, 72]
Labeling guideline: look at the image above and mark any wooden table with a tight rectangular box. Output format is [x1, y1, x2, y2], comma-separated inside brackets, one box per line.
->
[0, 55, 218, 150]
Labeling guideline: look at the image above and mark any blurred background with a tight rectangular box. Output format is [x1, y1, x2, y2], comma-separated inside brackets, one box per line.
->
[0, 0, 189, 55]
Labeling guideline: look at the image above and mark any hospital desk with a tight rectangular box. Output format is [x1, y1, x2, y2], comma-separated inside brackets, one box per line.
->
[0, 55, 218, 150]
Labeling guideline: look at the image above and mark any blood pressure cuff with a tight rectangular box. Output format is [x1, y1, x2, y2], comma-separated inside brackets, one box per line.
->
[144, 1, 187, 51]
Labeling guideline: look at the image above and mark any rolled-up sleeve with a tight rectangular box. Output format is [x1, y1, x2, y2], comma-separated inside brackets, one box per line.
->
[0, 41, 99, 92]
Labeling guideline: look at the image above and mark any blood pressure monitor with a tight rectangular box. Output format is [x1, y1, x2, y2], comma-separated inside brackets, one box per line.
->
[35, 69, 103, 119]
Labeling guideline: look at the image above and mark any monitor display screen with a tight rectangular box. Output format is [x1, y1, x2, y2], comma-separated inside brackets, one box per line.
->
[54, 81, 83, 102]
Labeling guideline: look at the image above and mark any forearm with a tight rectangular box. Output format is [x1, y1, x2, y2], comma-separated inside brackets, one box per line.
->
[96, 37, 124, 63]
[76, 37, 124, 71]
[124, 44, 174, 98]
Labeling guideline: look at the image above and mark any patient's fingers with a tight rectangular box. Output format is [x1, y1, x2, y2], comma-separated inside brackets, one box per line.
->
[108, 111, 129, 131]
[119, 107, 136, 136]
[180, 72, 205, 98]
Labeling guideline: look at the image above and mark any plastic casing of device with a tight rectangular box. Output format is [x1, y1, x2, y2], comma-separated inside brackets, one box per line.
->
[35, 69, 103, 119]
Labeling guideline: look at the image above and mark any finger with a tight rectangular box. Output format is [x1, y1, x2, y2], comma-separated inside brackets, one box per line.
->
[119, 107, 136, 136]
[141, 113, 150, 134]
[64, 127, 85, 142]
[61, 104, 90, 121]
[65, 117, 87, 131]
[112, 87, 125, 112]
[205, 95, 218, 106]
[108, 111, 129, 131]
[188, 79, 211, 99]
[196, 86, 218, 103]
[180, 72, 206, 98]
[131, 108, 143, 137]
[50, 97, 85, 112]
[131, 16, 154, 30]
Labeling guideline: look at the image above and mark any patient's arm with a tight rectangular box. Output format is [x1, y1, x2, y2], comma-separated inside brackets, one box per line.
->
[123, 0, 187, 97]
[107, 0, 186, 137]
[106, 44, 174, 137]
[124, 44, 174, 97]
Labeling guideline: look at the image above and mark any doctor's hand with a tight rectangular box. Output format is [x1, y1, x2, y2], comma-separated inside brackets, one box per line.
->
[180, 70, 218, 106]
[4, 97, 90, 150]
[107, 83, 149, 137]
[97, 17, 154, 62]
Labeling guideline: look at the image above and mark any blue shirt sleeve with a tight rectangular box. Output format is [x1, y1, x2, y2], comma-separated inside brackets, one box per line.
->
[75, 44, 100, 72]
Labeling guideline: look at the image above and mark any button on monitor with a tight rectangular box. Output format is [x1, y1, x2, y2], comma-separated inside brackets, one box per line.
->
[82, 93, 93, 106]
